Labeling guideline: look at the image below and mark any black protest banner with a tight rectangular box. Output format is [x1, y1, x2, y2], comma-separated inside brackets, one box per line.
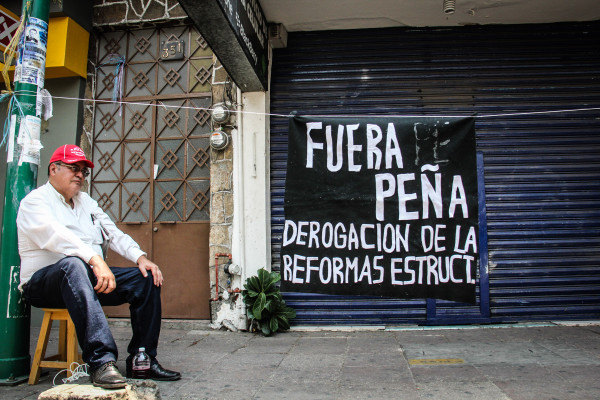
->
[280, 116, 478, 304]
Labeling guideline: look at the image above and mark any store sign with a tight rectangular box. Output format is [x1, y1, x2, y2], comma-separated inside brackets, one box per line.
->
[0, 5, 20, 53]
[281, 116, 479, 304]
[177, 0, 269, 91]
[217, 0, 268, 74]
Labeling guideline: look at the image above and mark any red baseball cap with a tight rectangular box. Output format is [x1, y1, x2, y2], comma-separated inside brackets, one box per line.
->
[49, 145, 95, 168]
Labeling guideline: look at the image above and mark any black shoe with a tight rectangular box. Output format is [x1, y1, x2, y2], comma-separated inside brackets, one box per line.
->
[126, 358, 181, 381]
[90, 361, 127, 389]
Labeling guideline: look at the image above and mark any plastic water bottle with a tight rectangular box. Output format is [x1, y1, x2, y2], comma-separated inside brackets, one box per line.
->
[132, 347, 150, 379]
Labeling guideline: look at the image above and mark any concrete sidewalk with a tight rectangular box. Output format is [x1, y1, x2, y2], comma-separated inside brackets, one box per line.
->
[2, 321, 600, 399]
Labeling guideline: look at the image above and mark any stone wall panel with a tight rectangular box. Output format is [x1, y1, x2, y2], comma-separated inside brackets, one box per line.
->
[94, 3, 128, 26]
[93, 0, 187, 27]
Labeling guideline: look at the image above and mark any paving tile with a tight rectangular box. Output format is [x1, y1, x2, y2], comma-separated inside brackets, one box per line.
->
[235, 336, 300, 354]
[546, 365, 600, 390]
[255, 384, 339, 400]
[415, 381, 511, 400]
[274, 368, 341, 382]
[474, 363, 559, 382]
[410, 363, 489, 383]
[343, 348, 407, 368]
[346, 336, 400, 353]
[336, 384, 421, 400]
[290, 337, 348, 355]
[494, 379, 591, 400]
[278, 353, 346, 371]
[394, 331, 450, 345]
[340, 365, 413, 384]
[459, 342, 564, 365]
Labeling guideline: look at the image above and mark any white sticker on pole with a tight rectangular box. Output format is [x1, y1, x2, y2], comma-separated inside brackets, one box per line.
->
[17, 115, 43, 165]
[41, 88, 53, 120]
[36, 86, 42, 117]
[7, 114, 16, 163]
[14, 64, 22, 83]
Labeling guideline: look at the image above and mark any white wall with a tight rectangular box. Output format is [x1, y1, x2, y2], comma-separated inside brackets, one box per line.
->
[232, 91, 272, 282]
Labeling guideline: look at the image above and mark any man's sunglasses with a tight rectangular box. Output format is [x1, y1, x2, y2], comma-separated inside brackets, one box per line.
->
[55, 162, 90, 177]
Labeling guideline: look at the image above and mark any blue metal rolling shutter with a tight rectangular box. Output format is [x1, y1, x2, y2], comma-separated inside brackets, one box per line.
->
[270, 22, 600, 325]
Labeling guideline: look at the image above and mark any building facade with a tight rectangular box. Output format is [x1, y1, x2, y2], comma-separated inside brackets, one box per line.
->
[2, 1, 599, 328]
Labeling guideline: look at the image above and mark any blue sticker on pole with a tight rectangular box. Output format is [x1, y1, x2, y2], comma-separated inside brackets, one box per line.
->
[15, 17, 47, 86]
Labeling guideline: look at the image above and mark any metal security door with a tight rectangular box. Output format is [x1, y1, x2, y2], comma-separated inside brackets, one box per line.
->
[92, 26, 213, 319]
[270, 22, 600, 325]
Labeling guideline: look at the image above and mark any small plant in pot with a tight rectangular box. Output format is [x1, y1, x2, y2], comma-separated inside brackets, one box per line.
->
[242, 268, 296, 336]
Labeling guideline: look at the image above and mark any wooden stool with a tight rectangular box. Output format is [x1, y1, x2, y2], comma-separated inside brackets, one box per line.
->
[29, 308, 83, 385]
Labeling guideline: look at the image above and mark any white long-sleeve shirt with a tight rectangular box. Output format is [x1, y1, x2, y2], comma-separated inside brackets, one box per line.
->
[16, 181, 146, 288]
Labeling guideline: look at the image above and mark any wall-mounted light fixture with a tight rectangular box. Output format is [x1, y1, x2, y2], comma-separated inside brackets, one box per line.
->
[443, 0, 455, 14]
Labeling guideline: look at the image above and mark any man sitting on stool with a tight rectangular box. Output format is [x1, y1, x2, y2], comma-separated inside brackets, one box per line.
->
[17, 145, 181, 389]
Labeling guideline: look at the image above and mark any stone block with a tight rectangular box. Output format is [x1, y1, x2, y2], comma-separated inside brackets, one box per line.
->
[128, 380, 161, 400]
[211, 162, 232, 191]
[212, 84, 225, 103]
[211, 192, 226, 224]
[210, 245, 232, 261]
[212, 62, 229, 84]
[168, 3, 187, 18]
[222, 137, 234, 160]
[94, 3, 127, 26]
[140, 1, 166, 21]
[39, 384, 127, 400]
[210, 147, 225, 162]
[223, 192, 234, 219]
[210, 224, 231, 246]
[211, 138, 233, 161]
[38, 380, 160, 400]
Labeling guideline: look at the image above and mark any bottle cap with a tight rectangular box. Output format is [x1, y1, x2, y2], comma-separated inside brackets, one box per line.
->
[139, 347, 145, 352]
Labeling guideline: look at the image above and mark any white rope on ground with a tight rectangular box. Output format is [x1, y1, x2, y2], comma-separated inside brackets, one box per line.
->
[52, 362, 89, 386]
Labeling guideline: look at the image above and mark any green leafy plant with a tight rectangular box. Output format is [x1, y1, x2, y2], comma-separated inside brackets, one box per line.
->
[242, 268, 296, 336]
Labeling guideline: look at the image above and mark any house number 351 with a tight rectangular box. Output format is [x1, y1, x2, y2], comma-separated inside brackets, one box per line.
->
[160, 40, 185, 60]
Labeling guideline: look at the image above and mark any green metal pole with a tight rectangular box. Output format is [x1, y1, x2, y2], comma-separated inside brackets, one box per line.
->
[0, 0, 49, 385]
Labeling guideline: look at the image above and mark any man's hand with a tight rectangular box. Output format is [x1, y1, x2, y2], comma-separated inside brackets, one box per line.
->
[137, 255, 163, 287]
[89, 255, 117, 294]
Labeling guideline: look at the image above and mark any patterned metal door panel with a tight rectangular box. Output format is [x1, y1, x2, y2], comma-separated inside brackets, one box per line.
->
[92, 140, 122, 183]
[126, 63, 157, 98]
[127, 29, 158, 64]
[90, 182, 119, 222]
[123, 141, 152, 181]
[124, 103, 154, 140]
[92, 25, 212, 319]
[189, 57, 213, 93]
[154, 176, 211, 222]
[121, 181, 151, 223]
[157, 59, 188, 96]
[189, 30, 213, 93]
[96, 31, 127, 99]
[185, 180, 210, 221]
[157, 99, 187, 139]
[94, 103, 123, 141]
[187, 137, 211, 179]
